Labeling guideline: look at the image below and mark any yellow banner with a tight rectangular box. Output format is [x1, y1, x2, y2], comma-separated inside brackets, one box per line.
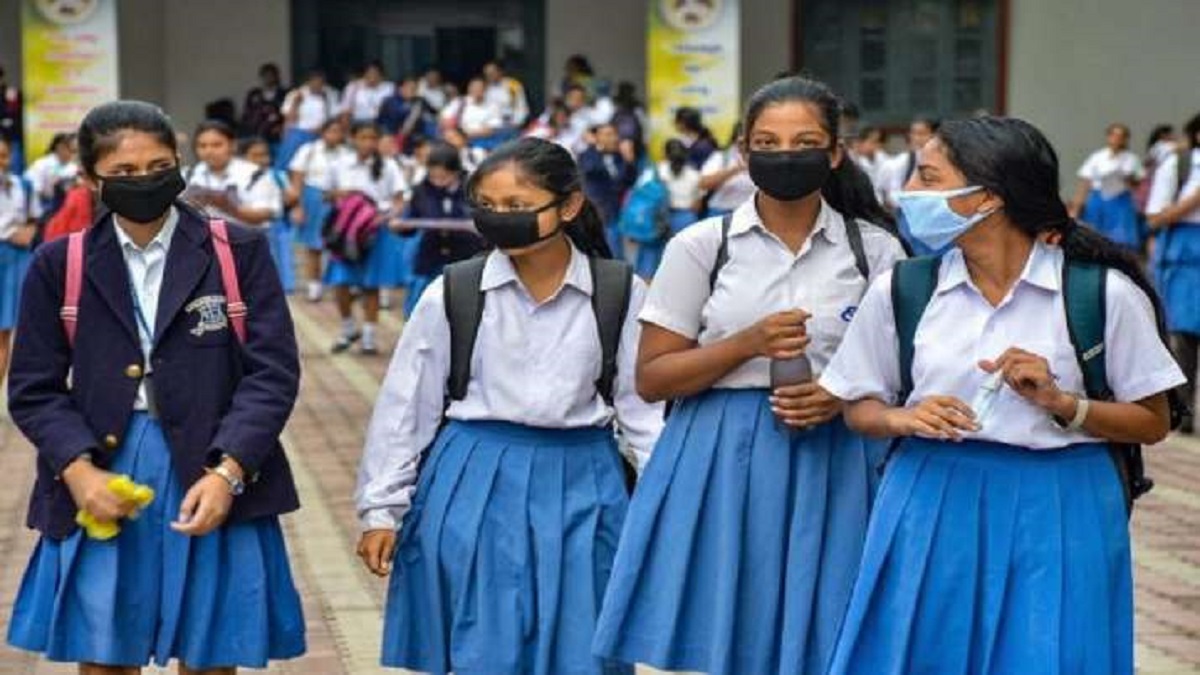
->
[646, 0, 740, 160]
[21, 0, 120, 163]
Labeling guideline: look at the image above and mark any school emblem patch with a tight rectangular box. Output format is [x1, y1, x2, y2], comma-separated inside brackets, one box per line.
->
[840, 306, 859, 322]
[186, 295, 229, 337]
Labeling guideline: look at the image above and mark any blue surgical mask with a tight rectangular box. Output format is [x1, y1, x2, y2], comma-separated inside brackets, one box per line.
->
[895, 186, 996, 253]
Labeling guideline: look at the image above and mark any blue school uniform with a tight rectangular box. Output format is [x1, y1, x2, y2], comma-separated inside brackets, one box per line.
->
[6, 205, 306, 668]
[593, 201, 905, 675]
[0, 175, 37, 330]
[1155, 221, 1200, 334]
[275, 128, 318, 171]
[266, 168, 296, 293]
[322, 154, 408, 290]
[1083, 189, 1141, 250]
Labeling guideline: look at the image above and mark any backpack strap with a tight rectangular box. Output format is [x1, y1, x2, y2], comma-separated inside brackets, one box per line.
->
[1061, 260, 1110, 401]
[845, 218, 870, 280]
[443, 256, 489, 401]
[1178, 148, 1194, 200]
[891, 256, 942, 403]
[209, 219, 247, 344]
[61, 230, 86, 348]
[589, 257, 634, 406]
[708, 213, 733, 292]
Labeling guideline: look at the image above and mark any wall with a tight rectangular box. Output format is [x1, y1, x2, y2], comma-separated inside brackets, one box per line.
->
[1006, 0, 1200, 189]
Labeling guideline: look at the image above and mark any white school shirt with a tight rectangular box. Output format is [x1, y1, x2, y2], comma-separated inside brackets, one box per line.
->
[1147, 148, 1200, 223]
[657, 162, 703, 210]
[883, 151, 918, 208]
[288, 141, 352, 191]
[641, 197, 906, 389]
[700, 149, 756, 212]
[852, 151, 892, 204]
[330, 154, 409, 209]
[114, 208, 179, 411]
[0, 175, 39, 241]
[1077, 148, 1145, 199]
[24, 155, 78, 198]
[283, 86, 338, 131]
[187, 157, 282, 225]
[485, 78, 530, 125]
[820, 243, 1185, 449]
[458, 98, 503, 136]
[340, 79, 395, 122]
[355, 244, 665, 530]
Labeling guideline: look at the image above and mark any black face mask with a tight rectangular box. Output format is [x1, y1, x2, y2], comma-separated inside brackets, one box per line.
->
[471, 199, 564, 250]
[100, 167, 186, 224]
[748, 149, 832, 201]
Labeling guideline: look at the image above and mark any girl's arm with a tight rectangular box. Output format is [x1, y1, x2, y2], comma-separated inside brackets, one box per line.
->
[1067, 177, 1090, 218]
[610, 279, 666, 472]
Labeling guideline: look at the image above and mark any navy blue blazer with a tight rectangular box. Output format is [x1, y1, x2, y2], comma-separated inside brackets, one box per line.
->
[7, 204, 301, 539]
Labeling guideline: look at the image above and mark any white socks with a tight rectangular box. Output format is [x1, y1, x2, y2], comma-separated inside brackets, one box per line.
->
[362, 323, 377, 348]
[307, 281, 323, 302]
[341, 318, 358, 339]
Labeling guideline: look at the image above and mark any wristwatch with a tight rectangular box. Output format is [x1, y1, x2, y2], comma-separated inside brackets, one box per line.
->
[209, 463, 246, 496]
[1052, 395, 1091, 431]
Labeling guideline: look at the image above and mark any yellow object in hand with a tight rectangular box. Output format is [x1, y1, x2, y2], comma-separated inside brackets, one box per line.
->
[75, 475, 156, 541]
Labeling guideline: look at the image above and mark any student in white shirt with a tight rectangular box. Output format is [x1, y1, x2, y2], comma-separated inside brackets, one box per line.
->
[850, 125, 891, 203]
[23, 132, 78, 214]
[482, 60, 530, 129]
[324, 121, 408, 355]
[699, 123, 756, 218]
[444, 77, 504, 150]
[1068, 123, 1145, 250]
[339, 60, 395, 124]
[186, 120, 281, 228]
[417, 68, 448, 113]
[355, 137, 662, 675]
[277, 69, 339, 170]
[1146, 112, 1200, 434]
[820, 116, 1184, 674]
[288, 118, 351, 301]
[594, 76, 905, 675]
[635, 140, 703, 277]
[242, 136, 296, 294]
[0, 134, 39, 380]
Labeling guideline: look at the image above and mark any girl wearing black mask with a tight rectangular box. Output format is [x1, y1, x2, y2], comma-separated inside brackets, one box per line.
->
[355, 137, 663, 675]
[593, 77, 904, 675]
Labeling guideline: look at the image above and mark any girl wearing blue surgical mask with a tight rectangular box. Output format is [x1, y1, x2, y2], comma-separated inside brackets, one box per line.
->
[820, 116, 1186, 673]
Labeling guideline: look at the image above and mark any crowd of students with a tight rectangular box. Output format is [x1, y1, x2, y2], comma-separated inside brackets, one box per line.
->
[1, 55, 1200, 675]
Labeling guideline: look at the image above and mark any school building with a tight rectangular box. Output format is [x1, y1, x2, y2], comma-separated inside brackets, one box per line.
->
[0, 0, 1196, 185]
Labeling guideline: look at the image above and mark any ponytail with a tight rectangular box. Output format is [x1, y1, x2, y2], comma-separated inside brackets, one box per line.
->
[823, 151, 897, 230]
[565, 199, 613, 259]
[370, 150, 383, 182]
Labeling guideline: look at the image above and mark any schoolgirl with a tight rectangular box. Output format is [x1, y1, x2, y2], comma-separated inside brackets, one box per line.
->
[673, 106, 718, 169]
[355, 137, 663, 675]
[324, 121, 408, 356]
[1069, 123, 1145, 251]
[287, 118, 350, 302]
[633, 139, 702, 277]
[24, 132, 78, 216]
[699, 122, 756, 219]
[6, 100, 305, 671]
[579, 121, 639, 257]
[0, 134, 39, 381]
[339, 61, 395, 125]
[276, 69, 339, 170]
[241, 136, 297, 293]
[186, 121, 281, 230]
[820, 116, 1184, 674]
[592, 77, 904, 675]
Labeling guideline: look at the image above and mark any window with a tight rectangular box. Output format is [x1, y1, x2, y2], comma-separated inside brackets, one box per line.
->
[796, 0, 1003, 126]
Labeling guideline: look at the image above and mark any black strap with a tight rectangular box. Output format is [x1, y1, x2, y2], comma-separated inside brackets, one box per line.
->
[845, 218, 870, 280]
[1178, 148, 1194, 199]
[708, 213, 733, 292]
[589, 257, 634, 405]
[443, 257, 488, 401]
[892, 256, 942, 403]
[1061, 260, 1110, 401]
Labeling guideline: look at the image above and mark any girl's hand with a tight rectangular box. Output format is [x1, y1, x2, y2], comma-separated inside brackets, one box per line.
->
[358, 529, 397, 577]
[980, 347, 1071, 413]
[9, 225, 36, 249]
[884, 396, 979, 441]
[63, 459, 138, 524]
[170, 473, 234, 537]
[770, 383, 841, 429]
[740, 310, 811, 360]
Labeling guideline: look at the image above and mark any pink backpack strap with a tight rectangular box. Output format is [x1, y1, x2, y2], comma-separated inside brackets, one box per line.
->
[61, 231, 86, 348]
[208, 219, 247, 344]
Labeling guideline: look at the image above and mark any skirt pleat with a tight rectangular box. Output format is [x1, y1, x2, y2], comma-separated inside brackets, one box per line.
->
[1083, 190, 1141, 250]
[299, 184, 332, 251]
[0, 241, 32, 330]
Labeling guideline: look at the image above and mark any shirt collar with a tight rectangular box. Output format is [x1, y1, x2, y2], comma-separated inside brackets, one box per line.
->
[936, 240, 1061, 295]
[729, 195, 845, 245]
[480, 241, 594, 297]
[114, 207, 180, 254]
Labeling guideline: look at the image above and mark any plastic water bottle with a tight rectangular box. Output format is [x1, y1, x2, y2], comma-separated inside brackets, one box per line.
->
[770, 353, 813, 388]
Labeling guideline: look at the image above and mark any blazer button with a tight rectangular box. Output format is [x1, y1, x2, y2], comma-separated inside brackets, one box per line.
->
[124, 363, 143, 379]
[103, 434, 120, 450]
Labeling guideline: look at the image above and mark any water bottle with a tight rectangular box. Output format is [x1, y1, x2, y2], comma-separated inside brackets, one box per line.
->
[770, 353, 813, 388]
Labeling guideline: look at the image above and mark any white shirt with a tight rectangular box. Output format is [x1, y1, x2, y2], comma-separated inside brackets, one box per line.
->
[283, 86, 338, 131]
[641, 197, 906, 389]
[853, 151, 892, 203]
[883, 151, 918, 207]
[820, 243, 1185, 449]
[187, 157, 282, 225]
[355, 245, 665, 530]
[114, 208, 180, 411]
[1077, 148, 1145, 199]
[288, 141, 353, 191]
[657, 162, 703, 210]
[418, 81, 447, 111]
[485, 78, 530, 126]
[0, 175, 39, 241]
[24, 155, 78, 199]
[701, 149, 755, 211]
[340, 79, 395, 122]
[1147, 148, 1200, 223]
[330, 154, 409, 209]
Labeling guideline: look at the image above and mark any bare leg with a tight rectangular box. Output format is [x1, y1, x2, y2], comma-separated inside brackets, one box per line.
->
[305, 250, 324, 301]
[334, 286, 354, 321]
[361, 290, 380, 353]
[79, 664, 139, 675]
[331, 286, 360, 353]
[0, 329, 10, 385]
[178, 665, 235, 675]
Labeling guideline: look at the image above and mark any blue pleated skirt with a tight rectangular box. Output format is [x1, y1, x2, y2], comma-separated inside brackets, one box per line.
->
[592, 389, 887, 675]
[383, 420, 632, 675]
[369, 227, 411, 289]
[7, 414, 306, 668]
[1083, 189, 1141, 250]
[299, 184, 332, 251]
[1154, 222, 1200, 334]
[267, 218, 296, 293]
[0, 240, 32, 330]
[324, 235, 390, 291]
[827, 438, 1132, 675]
[274, 128, 318, 171]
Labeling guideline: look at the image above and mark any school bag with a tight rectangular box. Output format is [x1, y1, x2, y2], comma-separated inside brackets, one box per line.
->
[322, 191, 380, 263]
[890, 255, 1190, 513]
[1175, 148, 1194, 199]
[617, 167, 671, 244]
[61, 219, 247, 346]
[441, 254, 633, 406]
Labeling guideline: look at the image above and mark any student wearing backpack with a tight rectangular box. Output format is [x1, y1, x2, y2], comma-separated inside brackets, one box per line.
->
[6, 100, 306, 672]
[632, 139, 703, 277]
[820, 116, 1184, 674]
[0, 134, 39, 382]
[1147, 112, 1200, 434]
[288, 118, 351, 302]
[355, 137, 663, 675]
[242, 136, 297, 294]
[592, 77, 904, 675]
[1068, 123, 1145, 251]
[325, 121, 409, 355]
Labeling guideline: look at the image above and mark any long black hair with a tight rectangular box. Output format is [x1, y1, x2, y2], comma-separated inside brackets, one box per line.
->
[674, 107, 716, 146]
[1147, 124, 1174, 152]
[1184, 113, 1200, 151]
[742, 76, 896, 229]
[77, 100, 178, 177]
[467, 137, 612, 258]
[349, 120, 384, 181]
